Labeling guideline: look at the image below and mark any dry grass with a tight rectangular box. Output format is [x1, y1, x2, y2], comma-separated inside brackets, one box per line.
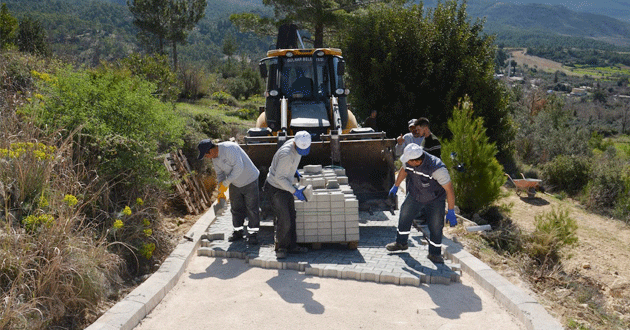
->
[451, 198, 630, 330]
[1, 52, 127, 329]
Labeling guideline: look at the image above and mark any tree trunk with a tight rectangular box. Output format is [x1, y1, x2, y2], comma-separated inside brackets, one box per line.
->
[172, 40, 178, 71]
[314, 22, 324, 48]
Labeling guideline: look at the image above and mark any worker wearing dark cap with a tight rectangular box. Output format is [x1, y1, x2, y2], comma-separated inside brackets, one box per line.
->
[395, 118, 424, 157]
[198, 139, 261, 245]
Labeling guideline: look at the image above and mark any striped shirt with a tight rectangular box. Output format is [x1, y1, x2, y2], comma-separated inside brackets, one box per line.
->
[266, 139, 301, 193]
[212, 141, 259, 188]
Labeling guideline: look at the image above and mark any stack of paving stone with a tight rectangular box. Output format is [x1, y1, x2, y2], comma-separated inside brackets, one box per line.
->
[295, 165, 359, 244]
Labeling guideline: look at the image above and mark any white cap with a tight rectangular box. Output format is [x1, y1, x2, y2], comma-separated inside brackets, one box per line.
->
[400, 143, 424, 165]
[408, 119, 416, 127]
[294, 131, 312, 156]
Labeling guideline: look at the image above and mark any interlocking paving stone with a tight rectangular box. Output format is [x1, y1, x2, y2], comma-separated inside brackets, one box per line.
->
[198, 200, 461, 286]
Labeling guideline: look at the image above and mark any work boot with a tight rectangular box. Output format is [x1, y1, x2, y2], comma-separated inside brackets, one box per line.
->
[248, 233, 258, 245]
[276, 248, 287, 259]
[228, 230, 243, 242]
[385, 242, 408, 251]
[427, 253, 444, 264]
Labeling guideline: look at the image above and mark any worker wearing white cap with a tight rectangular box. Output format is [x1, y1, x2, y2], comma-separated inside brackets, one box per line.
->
[395, 118, 424, 157]
[386, 143, 457, 264]
[264, 131, 312, 259]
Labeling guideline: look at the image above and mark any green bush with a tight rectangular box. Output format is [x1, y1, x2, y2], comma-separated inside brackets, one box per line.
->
[226, 106, 258, 120]
[119, 53, 180, 102]
[586, 150, 628, 210]
[211, 90, 238, 106]
[179, 64, 208, 100]
[541, 155, 590, 195]
[442, 96, 505, 214]
[527, 206, 578, 271]
[28, 66, 185, 190]
[192, 112, 232, 139]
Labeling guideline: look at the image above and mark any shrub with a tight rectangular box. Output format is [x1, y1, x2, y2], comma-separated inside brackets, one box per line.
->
[442, 96, 505, 214]
[192, 113, 232, 139]
[28, 66, 185, 190]
[179, 64, 208, 100]
[527, 206, 578, 273]
[118, 53, 180, 102]
[586, 150, 628, 210]
[541, 154, 590, 195]
[211, 90, 238, 106]
[226, 106, 258, 120]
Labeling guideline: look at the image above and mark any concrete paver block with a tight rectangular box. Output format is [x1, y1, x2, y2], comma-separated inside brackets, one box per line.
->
[304, 164, 322, 174]
[379, 271, 400, 285]
[519, 302, 564, 330]
[399, 274, 421, 286]
[360, 270, 381, 283]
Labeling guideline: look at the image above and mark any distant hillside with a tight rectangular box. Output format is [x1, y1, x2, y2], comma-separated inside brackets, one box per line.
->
[469, 2, 630, 48]
[2, 0, 271, 66]
[5, 0, 630, 66]
[470, 0, 630, 22]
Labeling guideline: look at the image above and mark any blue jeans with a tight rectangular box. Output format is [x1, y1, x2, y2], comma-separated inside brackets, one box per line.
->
[229, 180, 260, 233]
[396, 194, 446, 256]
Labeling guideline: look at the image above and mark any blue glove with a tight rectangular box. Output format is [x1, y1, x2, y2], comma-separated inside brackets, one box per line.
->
[446, 209, 457, 227]
[388, 185, 398, 197]
[293, 187, 306, 201]
[295, 170, 302, 179]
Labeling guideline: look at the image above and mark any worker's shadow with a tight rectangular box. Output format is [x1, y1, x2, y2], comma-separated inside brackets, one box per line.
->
[396, 252, 482, 320]
[188, 257, 250, 280]
[519, 197, 549, 206]
[266, 271, 325, 314]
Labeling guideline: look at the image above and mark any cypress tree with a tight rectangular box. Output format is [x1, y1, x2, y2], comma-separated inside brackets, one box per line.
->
[442, 96, 505, 214]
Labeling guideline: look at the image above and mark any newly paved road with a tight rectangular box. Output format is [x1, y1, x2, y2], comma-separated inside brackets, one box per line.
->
[88, 192, 563, 330]
[133, 254, 525, 330]
[132, 203, 527, 330]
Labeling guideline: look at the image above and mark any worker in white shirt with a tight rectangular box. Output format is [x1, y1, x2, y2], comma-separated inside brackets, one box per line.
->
[198, 139, 261, 245]
[263, 131, 311, 259]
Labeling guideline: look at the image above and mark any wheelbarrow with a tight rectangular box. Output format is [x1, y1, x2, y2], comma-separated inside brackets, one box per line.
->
[505, 173, 542, 198]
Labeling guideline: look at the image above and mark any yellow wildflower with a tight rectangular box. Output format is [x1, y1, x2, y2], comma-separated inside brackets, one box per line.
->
[122, 206, 132, 216]
[143, 228, 152, 237]
[63, 194, 78, 207]
[38, 194, 49, 208]
[113, 219, 124, 229]
[142, 218, 150, 226]
[136, 197, 144, 206]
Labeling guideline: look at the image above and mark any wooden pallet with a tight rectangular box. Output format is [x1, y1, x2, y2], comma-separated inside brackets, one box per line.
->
[163, 150, 211, 215]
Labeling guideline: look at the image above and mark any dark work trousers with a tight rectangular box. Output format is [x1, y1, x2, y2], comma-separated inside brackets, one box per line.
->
[396, 194, 446, 256]
[229, 180, 260, 234]
[264, 181, 296, 250]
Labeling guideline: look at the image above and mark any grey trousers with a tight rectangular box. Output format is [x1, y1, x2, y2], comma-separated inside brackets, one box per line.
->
[229, 180, 260, 233]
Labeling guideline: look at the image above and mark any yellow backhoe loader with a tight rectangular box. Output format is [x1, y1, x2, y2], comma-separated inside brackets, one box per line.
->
[240, 24, 397, 211]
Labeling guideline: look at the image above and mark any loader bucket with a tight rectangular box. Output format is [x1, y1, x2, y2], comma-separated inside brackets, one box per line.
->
[240, 133, 397, 211]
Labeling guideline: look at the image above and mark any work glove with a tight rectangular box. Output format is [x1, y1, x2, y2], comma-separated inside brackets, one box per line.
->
[217, 182, 228, 201]
[388, 185, 398, 197]
[295, 170, 302, 180]
[446, 209, 457, 227]
[293, 187, 307, 201]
